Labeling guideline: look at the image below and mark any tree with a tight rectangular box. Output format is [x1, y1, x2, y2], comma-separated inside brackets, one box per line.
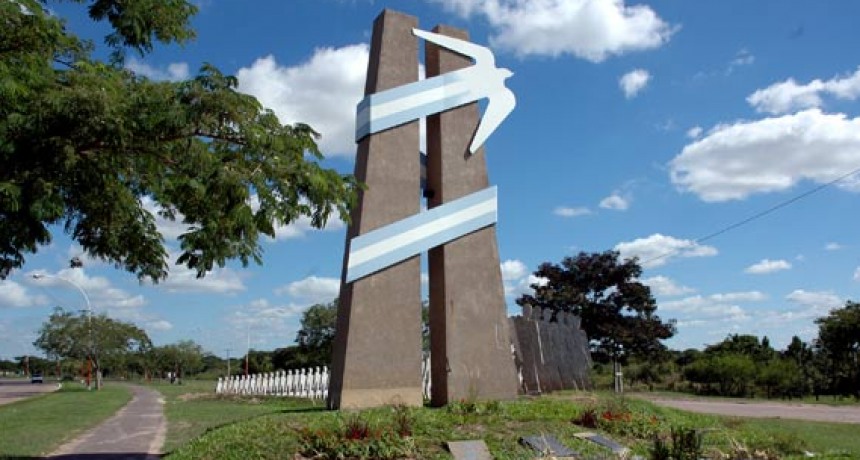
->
[34, 307, 151, 388]
[154, 340, 204, 380]
[815, 301, 860, 398]
[516, 250, 676, 362]
[1, 0, 359, 281]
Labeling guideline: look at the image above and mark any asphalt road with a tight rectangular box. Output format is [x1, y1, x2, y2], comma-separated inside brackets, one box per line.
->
[0, 377, 60, 406]
[645, 396, 860, 424]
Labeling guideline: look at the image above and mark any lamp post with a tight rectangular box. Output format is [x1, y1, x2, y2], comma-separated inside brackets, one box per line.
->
[32, 273, 94, 390]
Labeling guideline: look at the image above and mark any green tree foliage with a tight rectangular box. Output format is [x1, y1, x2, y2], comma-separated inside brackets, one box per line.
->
[0, 0, 359, 281]
[153, 340, 204, 379]
[516, 250, 676, 362]
[815, 301, 860, 398]
[33, 307, 151, 386]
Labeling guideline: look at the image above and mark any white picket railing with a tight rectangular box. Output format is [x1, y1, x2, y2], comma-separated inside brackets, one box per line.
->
[215, 353, 516, 401]
[215, 366, 330, 400]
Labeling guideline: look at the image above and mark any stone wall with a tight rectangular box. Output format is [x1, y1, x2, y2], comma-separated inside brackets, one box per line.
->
[509, 306, 592, 394]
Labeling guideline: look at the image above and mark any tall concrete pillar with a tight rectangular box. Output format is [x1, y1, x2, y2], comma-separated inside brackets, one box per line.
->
[426, 25, 520, 406]
[327, 10, 424, 410]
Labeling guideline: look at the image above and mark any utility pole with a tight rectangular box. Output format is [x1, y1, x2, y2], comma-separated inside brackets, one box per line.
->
[224, 348, 231, 376]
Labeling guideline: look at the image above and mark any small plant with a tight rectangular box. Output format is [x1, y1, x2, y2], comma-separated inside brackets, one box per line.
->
[649, 427, 702, 460]
[391, 403, 415, 437]
[343, 412, 372, 440]
[296, 413, 417, 460]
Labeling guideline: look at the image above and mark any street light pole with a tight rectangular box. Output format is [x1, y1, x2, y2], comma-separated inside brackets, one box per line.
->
[32, 273, 94, 390]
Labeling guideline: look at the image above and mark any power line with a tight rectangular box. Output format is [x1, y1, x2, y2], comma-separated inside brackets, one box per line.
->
[642, 164, 860, 267]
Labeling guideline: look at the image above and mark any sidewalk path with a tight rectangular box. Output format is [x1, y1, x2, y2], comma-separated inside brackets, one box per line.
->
[48, 384, 166, 459]
[641, 396, 860, 424]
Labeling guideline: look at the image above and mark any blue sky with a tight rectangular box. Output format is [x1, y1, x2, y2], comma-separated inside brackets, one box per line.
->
[3, 0, 860, 359]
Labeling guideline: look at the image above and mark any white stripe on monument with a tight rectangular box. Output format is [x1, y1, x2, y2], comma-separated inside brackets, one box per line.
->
[348, 197, 495, 269]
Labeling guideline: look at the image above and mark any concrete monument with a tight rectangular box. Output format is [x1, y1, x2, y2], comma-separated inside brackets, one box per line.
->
[328, 9, 519, 409]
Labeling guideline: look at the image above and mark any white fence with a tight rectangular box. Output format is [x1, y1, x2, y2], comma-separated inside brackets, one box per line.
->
[215, 357, 434, 401]
[215, 366, 330, 400]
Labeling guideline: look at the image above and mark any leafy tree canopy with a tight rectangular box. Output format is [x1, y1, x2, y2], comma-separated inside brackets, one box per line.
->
[516, 250, 676, 362]
[1, 0, 359, 281]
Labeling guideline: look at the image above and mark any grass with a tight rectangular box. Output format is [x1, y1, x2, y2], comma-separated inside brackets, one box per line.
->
[0, 382, 132, 458]
[162, 391, 860, 460]
[145, 379, 318, 453]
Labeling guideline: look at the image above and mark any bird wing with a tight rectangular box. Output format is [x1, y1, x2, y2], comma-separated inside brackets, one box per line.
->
[470, 87, 515, 154]
[413, 28, 495, 67]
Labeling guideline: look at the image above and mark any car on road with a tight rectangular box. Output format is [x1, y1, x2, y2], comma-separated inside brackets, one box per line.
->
[30, 373, 43, 384]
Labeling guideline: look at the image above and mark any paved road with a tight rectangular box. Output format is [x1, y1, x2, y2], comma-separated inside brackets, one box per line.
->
[645, 397, 860, 424]
[48, 384, 166, 460]
[0, 377, 60, 406]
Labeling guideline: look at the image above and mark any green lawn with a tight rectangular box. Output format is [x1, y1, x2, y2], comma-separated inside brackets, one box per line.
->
[0, 382, 132, 458]
[161, 391, 860, 460]
[146, 380, 318, 453]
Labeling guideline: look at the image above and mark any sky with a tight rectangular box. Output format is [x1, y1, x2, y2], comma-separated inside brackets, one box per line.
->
[3, 0, 860, 360]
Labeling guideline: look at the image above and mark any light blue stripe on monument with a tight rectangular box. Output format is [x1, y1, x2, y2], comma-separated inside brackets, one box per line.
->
[356, 91, 475, 140]
[346, 209, 496, 282]
[350, 186, 497, 253]
[366, 72, 463, 106]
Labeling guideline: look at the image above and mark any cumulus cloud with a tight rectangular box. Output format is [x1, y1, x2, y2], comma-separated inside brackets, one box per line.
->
[784, 289, 843, 319]
[159, 262, 246, 295]
[236, 45, 369, 157]
[747, 66, 860, 114]
[500, 260, 528, 281]
[686, 126, 703, 139]
[226, 298, 307, 348]
[554, 206, 592, 217]
[614, 233, 717, 268]
[125, 58, 190, 81]
[146, 319, 174, 331]
[619, 69, 651, 98]
[744, 259, 792, 275]
[669, 109, 860, 202]
[430, 0, 674, 61]
[599, 193, 630, 211]
[660, 292, 760, 321]
[641, 276, 694, 296]
[275, 276, 340, 304]
[825, 242, 844, 251]
[0, 280, 49, 308]
[26, 268, 146, 312]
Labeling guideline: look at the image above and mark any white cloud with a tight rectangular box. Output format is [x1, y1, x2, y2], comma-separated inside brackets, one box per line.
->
[554, 206, 591, 217]
[726, 49, 754, 75]
[431, 0, 674, 61]
[660, 293, 756, 321]
[825, 242, 844, 251]
[160, 265, 246, 294]
[599, 193, 630, 211]
[709, 291, 767, 303]
[226, 299, 307, 347]
[125, 58, 190, 81]
[854, 267, 860, 281]
[642, 276, 694, 297]
[146, 319, 174, 331]
[500, 260, 528, 281]
[686, 126, 703, 139]
[615, 234, 717, 268]
[504, 274, 548, 300]
[275, 276, 340, 304]
[744, 259, 792, 275]
[669, 109, 860, 202]
[785, 289, 843, 318]
[619, 69, 651, 98]
[26, 268, 146, 313]
[0, 280, 49, 308]
[236, 45, 369, 157]
[747, 66, 860, 114]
